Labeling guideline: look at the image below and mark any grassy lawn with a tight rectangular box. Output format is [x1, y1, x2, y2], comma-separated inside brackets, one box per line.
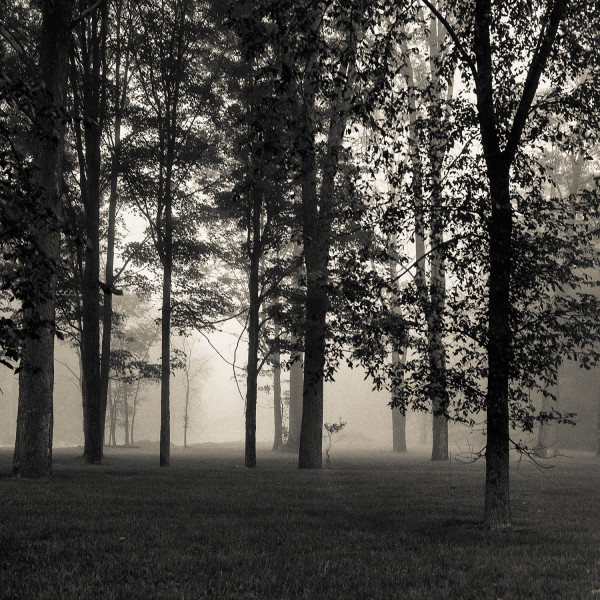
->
[0, 444, 599, 599]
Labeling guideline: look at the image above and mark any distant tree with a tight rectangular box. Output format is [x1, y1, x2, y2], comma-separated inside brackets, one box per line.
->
[178, 336, 208, 448]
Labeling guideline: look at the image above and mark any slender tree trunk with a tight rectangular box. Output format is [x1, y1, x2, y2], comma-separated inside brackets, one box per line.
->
[13, 0, 73, 478]
[100, 0, 129, 454]
[245, 187, 262, 468]
[76, 0, 108, 465]
[130, 399, 136, 446]
[286, 240, 304, 451]
[391, 347, 408, 453]
[109, 382, 116, 447]
[184, 377, 189, 449]
[536, 380, 558, 458]
[123, 385, 129, 445]
[160, 225, 172, 467]
[272, 318, 283, 451]
[388, 237, 407, 453]
[597, 393, 600, 457]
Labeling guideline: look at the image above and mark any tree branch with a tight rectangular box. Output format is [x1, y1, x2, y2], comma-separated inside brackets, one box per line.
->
[70, 0, 107, 30]
[420, 0, 477, 81]
[503, 0, 568, 164]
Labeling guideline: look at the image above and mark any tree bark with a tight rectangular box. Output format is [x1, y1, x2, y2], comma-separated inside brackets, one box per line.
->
[73, 0, 108, 465]
[123, 384, 129, 445]
[483, 165, 512, 529]
[272, 318, 283, 450]
[160, 209, 172, 467]
[13, 0, 73, 478]
[298, 98, 324, 469]
[391, 345, 408, 454]
[244, 182, 262, 468]
[100, 0, 129, 455]
[299, 27, 356, 469]
[286, 239, 304, 451]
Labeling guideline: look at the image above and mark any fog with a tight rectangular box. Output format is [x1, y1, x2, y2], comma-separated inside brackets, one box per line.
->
[1, 328, 598, 454]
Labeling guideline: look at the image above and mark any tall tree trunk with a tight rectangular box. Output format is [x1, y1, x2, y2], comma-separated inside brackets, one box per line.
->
[286, 239, 304, 451]
[13, 0, 73, 478]
[427, 12, 452, 462]
[245, 187, 262, 469]
[130, 390, 137, 446]
[123, 384, 129, 445]
[160, 211, 172, 466]
[391, 345, 408, 454]
[298, 32, 355, 469]
[597, 392, 600, 457]
[74, 0, 108, 465]
[298, 100, 323, 469]
[100, 0, 129, 455]
[184, 374, 189, 448]
[272, 318, 283, 451]
[388, 236, 407, 453]
[484, 166, 512, 528]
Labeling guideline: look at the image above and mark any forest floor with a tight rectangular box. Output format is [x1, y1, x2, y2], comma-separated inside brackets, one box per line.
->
[0, 444, 598, 599]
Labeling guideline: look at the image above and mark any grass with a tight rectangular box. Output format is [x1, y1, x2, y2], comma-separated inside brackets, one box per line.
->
[0, 444, 599, 599]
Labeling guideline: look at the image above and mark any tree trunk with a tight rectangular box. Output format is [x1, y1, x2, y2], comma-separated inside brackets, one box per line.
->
[74, 0, 108, 465]
[245, 185, 262, 468]
[160, 234, 172, 467]
[484, 165, 512, 529]
[272, 318, 283, 451]
[100, 0, 128, 454]
[298, 102, 323, 469]
[184, 377, 189, 449]
[298, 33, 355, 469]
[536, 385, 558, 458]
[286, 240, 304, 451]
[597, 392, 600, 457]
[388, 237, 407, 454]
[130, 390, 136, 446]
[391, 347, 408, 453]
[123, 384, 129, 445]
[13, 0, 73, 478]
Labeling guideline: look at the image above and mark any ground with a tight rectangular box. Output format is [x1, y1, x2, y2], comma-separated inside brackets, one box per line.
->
[0, 444, 598, 599]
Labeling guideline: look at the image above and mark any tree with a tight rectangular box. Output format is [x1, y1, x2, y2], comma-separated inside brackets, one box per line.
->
[298, 1, 364, 469]
[419, 0, 600, 527]
[12, 0, 75, 478]
[124, 0, 227, 466]
[70, 0, 109, 464]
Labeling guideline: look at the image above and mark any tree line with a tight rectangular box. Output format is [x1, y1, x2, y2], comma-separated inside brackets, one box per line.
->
[1, 0, 599, 529]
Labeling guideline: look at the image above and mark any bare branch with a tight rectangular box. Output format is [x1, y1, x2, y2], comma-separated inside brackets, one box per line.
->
[420, 0, 477, 81]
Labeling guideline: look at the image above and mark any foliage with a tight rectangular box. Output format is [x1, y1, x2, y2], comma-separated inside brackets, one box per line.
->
[323, 419, 347, 468]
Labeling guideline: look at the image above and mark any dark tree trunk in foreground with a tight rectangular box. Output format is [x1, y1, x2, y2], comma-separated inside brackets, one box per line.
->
[72, 0, 108, 464]
[466, 0, 566, 528]
[299, 25, 356, 469]
[13, 0, 73, 478]
[483, 165, 512, 528]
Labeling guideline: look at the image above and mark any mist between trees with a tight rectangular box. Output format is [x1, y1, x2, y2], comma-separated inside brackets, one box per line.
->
[0, 0, 599, 530]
